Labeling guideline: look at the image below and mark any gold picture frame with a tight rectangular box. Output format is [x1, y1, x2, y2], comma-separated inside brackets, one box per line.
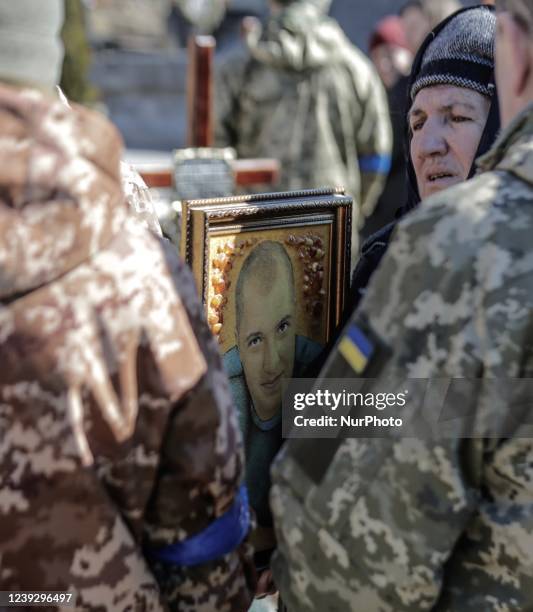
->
[180, 187, 352, 557]
[181, 187, 352, 348]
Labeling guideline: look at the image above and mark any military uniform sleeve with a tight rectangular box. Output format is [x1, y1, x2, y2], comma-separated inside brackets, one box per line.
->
[143, 244, 255, 611]
[272, 188, 500, 611]
[336, 202, 483, 610]
[350, 54, 392, 226]
[330, 181, 533, 607]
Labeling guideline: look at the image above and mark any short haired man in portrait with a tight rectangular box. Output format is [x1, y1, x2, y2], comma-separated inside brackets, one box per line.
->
[223, 241, 321, 554]
[235, 240, 297, 424]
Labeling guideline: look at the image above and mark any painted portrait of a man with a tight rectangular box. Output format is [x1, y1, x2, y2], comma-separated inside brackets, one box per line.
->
[223, 240, 322, 542]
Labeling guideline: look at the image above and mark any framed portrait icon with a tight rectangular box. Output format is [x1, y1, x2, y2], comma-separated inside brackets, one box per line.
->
[181, 187, 352, 350]
[180, 188, 352, 558]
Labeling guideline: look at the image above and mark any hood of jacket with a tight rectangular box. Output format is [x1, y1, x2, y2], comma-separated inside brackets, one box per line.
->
[0, 84, 127, 301]
[477, 102, 533, 187]
[401, 5, 501, 216]
[247, 0, 346, 71]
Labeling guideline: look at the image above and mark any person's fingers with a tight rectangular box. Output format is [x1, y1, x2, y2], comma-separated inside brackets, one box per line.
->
[256, 569, 276, 598]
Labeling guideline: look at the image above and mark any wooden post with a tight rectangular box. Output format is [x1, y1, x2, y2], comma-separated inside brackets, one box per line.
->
[135, 35, 281, 191]
[187, 35, 215, 148]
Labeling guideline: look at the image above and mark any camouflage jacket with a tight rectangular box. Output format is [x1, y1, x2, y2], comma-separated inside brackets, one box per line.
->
[57, 86, 163, 237]
[271, 103, 533, 611]
[0, 85, 253, 611]
[214, 1, 391, 265]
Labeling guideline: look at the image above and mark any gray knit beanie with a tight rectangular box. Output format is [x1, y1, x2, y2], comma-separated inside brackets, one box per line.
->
[0, 0, 64, 91]
[411, 6, 496, 100]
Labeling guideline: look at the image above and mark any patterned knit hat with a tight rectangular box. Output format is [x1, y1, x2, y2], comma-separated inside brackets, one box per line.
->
[410, 6, 496, 100]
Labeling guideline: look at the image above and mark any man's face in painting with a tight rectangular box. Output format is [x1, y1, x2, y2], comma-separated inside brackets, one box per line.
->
[236, 253, 296, 422]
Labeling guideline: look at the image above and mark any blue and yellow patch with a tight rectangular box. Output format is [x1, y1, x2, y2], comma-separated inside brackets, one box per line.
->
[338, 323, 375, 374]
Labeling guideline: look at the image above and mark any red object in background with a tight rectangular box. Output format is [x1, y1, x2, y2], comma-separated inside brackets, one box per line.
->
[369, 15, 409, 52]
[187, 35, 215, 148]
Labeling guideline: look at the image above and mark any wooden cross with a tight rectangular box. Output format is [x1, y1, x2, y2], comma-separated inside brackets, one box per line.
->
[187, 35, 215, 148]
[139, 35, 279, 191]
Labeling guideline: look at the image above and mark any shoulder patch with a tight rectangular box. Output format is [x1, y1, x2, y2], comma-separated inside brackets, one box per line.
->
[338, 323, 375, 374]
[288, 316, 391, 485]
[337, 316, 390, 377]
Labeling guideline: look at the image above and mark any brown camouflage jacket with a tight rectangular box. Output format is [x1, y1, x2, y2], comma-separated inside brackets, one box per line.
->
[0, 85, 253, 611]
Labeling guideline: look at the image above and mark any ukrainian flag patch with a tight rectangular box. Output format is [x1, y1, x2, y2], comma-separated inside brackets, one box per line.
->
[338, 323, 375, 374]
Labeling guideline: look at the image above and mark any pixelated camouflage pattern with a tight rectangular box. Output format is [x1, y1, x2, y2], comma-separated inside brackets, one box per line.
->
[271, 102, 533, 611]
[56, 87, 162, 237]
[214, 0, 391, 263]
[0, 85, 253, 611]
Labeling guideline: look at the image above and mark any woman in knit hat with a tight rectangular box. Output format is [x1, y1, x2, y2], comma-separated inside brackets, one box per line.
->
[351, 4, 501, 311]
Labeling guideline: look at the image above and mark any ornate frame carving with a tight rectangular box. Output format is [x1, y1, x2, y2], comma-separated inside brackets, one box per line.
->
[180, 188, 352, 344]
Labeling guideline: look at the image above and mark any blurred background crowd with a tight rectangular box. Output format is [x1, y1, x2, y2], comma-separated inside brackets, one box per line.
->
[61, 0, 495, 245]
[67, 0, 492, 147]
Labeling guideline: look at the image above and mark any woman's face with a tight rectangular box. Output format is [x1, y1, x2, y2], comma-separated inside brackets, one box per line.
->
[409, 85, 491, 200]
[370, 44, 413, 89]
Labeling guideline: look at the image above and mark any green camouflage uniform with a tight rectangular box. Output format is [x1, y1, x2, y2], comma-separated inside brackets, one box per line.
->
[271, 103, 533, 611]
[215, 0, 392, 265]
[0, 85, 253, 611]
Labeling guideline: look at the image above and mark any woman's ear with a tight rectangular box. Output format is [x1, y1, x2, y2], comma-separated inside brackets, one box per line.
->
[507, 14, 531, 98]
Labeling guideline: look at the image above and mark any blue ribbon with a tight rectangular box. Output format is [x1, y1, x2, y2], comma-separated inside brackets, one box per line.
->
[149, 486, 250, 567]
[358, 154, 392, 174]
